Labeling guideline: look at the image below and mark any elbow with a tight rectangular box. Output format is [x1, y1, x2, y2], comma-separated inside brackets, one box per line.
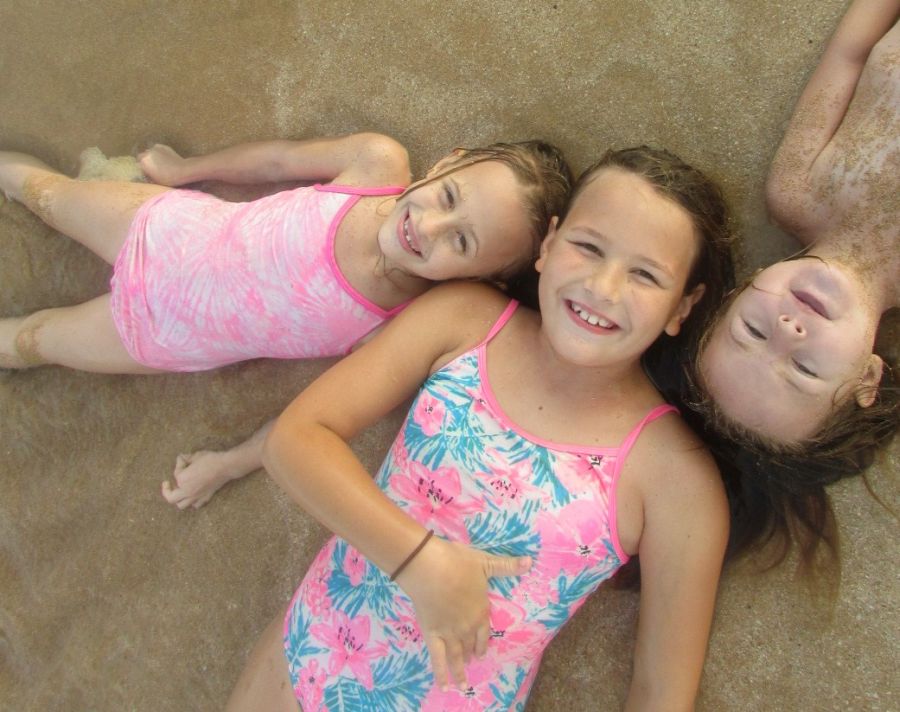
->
[763, 168, 790, 227]
[260, 417, 289, 483]
[356, 133, 410, 177]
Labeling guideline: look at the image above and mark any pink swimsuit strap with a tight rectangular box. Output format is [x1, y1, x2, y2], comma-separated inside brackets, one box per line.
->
[314, 183, 407, 196]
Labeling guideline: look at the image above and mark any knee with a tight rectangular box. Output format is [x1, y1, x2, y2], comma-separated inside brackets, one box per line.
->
[14, 314, 50, 367]
[21, 173, 68, 224]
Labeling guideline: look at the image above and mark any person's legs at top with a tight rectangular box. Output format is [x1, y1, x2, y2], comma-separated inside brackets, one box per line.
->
[0, 294, 160, 373]
[0, 151, 170, 264]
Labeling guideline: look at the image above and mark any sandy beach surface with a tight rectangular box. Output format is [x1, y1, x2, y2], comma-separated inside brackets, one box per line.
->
[1, 1, 897, 710]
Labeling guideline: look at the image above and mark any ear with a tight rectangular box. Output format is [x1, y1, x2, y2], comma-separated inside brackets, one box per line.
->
[664, 283, 706, 336]
[534, 216, 559, 274]
[854, 354, 884, 408]
[426, 148, 466, 177]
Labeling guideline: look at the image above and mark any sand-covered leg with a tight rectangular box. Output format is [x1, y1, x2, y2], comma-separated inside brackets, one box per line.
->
[0, 150, 170, 264]
[0, 294, 160, 373]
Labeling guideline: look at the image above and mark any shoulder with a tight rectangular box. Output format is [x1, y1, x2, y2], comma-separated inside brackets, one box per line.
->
[337, 133, 411, 187]
[626, 412, 728, 528]
[389, 281, 514, 373]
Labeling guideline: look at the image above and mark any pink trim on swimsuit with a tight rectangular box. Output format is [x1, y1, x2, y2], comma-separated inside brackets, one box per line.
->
[314, 184, 409, 320]
[283, 299, 681, 709]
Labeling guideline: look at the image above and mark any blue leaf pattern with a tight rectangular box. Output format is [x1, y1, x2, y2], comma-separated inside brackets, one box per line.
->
[283, 319, 649, 710]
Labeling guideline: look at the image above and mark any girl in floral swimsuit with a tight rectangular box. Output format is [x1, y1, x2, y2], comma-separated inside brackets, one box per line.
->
[226, 146, 734, 711]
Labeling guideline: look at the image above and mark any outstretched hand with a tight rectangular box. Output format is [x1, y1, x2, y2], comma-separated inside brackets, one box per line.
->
[138, 144, 188, 186]
[394, 536, 531, 691]
[161, 451, 236, 509]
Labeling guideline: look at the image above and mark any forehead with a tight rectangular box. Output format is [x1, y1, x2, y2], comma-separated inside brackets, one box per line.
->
[700, 317, 830, 441]
[566, 168, 699, 264]
[455, 160, 531, 235]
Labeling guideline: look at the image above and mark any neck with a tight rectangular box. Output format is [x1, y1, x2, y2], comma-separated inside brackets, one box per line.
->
[530, 327, 654, 404]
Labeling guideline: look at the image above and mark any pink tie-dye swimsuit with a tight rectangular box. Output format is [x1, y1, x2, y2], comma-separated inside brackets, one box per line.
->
[283, 300, 677, 711]
[109, 183, 406, 371]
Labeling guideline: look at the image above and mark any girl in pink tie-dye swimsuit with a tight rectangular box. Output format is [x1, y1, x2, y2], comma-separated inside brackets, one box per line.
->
[228, 146, 735, 711]
[0, 134, 571, 373]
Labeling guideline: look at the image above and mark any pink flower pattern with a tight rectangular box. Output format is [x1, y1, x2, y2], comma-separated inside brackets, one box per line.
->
[344, 545, 366, 586]
[536, 498, 611, 578]
[390, 461, 482, 543]
[294, 659, 326, 711]
[309, 610, 387, 691]
[284, 307, 675, 710]
[413, 391, 446, 436]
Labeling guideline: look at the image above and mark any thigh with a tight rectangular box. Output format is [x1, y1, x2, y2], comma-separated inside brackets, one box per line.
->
[24, 293, 163, 374]
[225, 607, 301, 712]
[35, 176, 171, 264]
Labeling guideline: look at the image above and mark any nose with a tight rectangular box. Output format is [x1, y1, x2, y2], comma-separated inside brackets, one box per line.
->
[585, 263, 624, 303]
[418, 211, 456, 248]
[776, 313, 806, 338]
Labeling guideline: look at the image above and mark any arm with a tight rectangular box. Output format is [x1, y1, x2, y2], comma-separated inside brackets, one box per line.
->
[623, 439, 729, 711]
[138, 132, 410, 187]
[766, 0, 900, 242]
[161, 419, 274, 509]
[262, 283, 531, 690]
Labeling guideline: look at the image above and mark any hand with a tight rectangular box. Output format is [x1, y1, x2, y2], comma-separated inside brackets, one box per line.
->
[138, 144, 188, 186]
[394, 536, 531, 691]
[161, 451, 236, 510]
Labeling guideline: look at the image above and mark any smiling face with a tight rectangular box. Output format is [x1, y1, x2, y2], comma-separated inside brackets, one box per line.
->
[535, 167, 704, 370]
[699, 258, 884, 442]
[376, 159, 533, 282]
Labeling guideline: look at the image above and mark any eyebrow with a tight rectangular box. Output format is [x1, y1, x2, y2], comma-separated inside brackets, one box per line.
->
[450, 177, 479, 255]
[572, 225, 675, 278]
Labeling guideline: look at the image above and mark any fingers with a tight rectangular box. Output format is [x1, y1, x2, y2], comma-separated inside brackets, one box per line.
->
[444, 638, 469, 690]
[425, 635, 450, 691]
[474, 621, 490, 659]
[484, 553, 532, 579]
[426, 635, 471, 692]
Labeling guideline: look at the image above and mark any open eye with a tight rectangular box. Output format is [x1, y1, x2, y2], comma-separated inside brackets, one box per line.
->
[742, 319, 766, 340]
[793, 359, 818, 378]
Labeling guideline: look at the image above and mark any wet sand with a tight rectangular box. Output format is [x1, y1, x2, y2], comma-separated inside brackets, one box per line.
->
[1, 1, 897, 710]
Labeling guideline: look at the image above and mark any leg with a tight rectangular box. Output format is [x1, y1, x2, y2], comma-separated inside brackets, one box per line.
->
[0, 293, 162, 373]
[225, 607, 301, 712]
[162, 420, 274, 509]
[0, 151, 170, 264]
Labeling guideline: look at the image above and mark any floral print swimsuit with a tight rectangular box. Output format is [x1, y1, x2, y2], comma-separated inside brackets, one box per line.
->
[110, 184, 405, 371]
[284, 300, 677, 711]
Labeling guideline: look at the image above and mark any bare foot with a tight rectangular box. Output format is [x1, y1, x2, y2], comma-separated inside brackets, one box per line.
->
[161, 450, 250, 509]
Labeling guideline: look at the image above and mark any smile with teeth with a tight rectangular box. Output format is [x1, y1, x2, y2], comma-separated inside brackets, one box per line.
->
[401, 216, 423, 257]
[568, 301, 617, 330]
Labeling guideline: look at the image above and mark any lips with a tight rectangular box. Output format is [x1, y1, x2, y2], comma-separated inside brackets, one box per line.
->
[791, 290, 829, 319]
[398, 210, 423, 257]
[566, 300, 619, 333]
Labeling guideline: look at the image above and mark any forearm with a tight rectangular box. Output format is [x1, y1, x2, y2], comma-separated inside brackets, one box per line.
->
[169, 141, 307, 184]
[219, 419, 274, 478]
[263, 420, 427, 576]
